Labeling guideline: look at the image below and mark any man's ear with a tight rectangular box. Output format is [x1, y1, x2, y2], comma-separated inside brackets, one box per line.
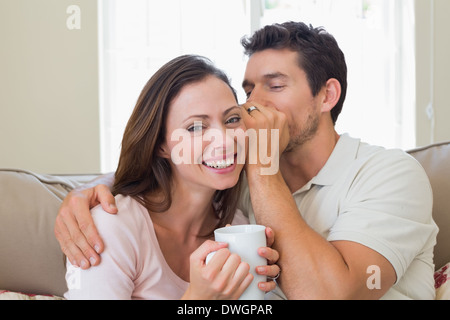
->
[321, 78, 341, 113]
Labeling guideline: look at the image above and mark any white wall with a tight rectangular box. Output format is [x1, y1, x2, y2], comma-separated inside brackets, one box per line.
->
[415, 0, 450, 146]
[0, 0, 100, 174]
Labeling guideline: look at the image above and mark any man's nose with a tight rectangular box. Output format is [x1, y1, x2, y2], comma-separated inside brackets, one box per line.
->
[247, 86, 269, 107]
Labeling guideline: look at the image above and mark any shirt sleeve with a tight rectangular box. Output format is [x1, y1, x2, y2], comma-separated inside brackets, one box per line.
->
[64, 206, 139, 300]
[327, 150, 438, 282]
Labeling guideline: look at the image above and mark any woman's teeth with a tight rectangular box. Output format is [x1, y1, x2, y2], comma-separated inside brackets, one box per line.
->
[204, 158, 234, 169]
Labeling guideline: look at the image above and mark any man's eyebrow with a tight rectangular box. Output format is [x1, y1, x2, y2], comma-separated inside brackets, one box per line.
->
[263, 72, 288, 80]
[242, 72, 288, 88]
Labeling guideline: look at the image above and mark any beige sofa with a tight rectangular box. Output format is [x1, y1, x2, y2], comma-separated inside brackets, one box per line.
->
[0, 141, 449, 299]
[0, 171, 96, 298]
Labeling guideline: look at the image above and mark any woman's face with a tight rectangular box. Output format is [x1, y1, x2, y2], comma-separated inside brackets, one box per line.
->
[162, 75, 246, 192]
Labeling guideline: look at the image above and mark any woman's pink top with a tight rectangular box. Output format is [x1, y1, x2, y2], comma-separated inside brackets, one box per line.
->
[64, 194, 249, 300]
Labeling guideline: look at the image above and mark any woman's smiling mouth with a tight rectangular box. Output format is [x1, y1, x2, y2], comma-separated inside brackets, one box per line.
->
[202, 154, 238, 172]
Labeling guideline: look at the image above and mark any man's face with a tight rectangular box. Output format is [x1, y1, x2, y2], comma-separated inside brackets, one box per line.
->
[242, 48, 322, 150]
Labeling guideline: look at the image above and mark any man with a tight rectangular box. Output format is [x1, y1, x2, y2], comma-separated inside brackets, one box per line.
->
[55, 22, 438, 299]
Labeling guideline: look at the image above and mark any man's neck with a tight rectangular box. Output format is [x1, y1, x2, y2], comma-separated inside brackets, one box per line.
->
[280, 130, 340, 193]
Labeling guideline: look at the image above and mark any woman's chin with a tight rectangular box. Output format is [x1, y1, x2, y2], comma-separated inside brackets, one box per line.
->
[212, 175, 241, 191]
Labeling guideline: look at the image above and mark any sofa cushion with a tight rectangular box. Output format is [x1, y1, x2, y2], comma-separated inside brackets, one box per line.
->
[0, 169, 93, 297]
[408, 142, 450, 270]
[0, 290, 64, 300]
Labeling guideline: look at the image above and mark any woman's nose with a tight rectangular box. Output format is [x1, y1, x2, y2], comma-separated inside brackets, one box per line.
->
[204, 127, 236, 157]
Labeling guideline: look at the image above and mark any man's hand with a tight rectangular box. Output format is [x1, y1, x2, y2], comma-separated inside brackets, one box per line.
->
[240, 102, 289, 176]
[54, 183, 117, 269]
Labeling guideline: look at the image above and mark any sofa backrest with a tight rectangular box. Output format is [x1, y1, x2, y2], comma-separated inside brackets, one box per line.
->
[408, 142, 450, 269]
[0, 169, 92, 297]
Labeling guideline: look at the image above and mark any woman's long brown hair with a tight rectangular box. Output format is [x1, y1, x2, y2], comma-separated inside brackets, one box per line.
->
[112, 55, 243, 234]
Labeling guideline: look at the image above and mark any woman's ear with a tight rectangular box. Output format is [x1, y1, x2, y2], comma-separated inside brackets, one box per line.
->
[158, 143, 171, 159]
[321, 78, 341, 113]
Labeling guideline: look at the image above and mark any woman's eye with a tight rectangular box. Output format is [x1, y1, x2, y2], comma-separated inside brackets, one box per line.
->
[187, 125, 204, 132]
[226, 116, 241, 125]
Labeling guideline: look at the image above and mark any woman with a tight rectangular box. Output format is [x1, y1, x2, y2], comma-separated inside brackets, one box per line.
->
[64, 55, 279, 299]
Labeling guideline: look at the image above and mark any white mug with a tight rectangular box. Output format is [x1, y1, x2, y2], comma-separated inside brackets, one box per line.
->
[207, 224, 267, 300]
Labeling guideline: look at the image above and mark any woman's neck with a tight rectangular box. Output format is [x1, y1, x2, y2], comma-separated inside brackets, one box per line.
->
[147, 179, 219, 282]
[148, 179, 218, 239]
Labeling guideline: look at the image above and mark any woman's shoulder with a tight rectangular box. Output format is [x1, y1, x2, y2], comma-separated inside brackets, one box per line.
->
[91, 194, 151, 237]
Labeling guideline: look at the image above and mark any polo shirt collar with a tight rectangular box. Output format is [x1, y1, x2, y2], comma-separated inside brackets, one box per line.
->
[293, 134, 360, 194]
[312, 133, 360, 186]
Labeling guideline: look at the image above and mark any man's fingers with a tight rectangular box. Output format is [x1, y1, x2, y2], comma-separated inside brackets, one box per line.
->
[242, 102, 273, 119]
[95, 184, 118, 214]
[68, 212, 101, 268]
[71, 193, 104, 257]
[241, 102, 263, 125]
[55, 211, 94, 269]
[55, 214, 82, 267]
[55, 192, 103, 268]
[54, 182, 116, 269]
